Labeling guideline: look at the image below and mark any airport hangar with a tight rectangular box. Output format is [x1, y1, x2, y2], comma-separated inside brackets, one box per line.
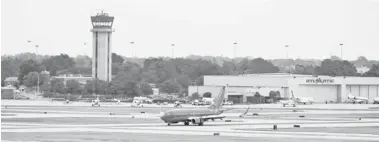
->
[188, 73, 379, 104]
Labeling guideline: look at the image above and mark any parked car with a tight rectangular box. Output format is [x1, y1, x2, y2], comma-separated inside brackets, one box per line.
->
[15, 95, 29, 100]
[192, 100, 206, 106]
[131, 101, 144, 107]
[223, 101, 234, 105]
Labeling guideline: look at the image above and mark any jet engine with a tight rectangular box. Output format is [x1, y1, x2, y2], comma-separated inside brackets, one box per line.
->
[191, 118, 203, 124]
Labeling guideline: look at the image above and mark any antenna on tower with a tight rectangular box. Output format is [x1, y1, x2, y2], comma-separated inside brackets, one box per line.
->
[96, 9, 106, 15]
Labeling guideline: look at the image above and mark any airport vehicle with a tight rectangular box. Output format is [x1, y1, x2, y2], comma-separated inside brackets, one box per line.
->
[223, 100, 233, 105]
[133, 97, 152, 104]
[192, 100, 206, 106]
[280, 99, 296, 107]
[373, 97, 379, 104]
[64, 99, 70, 104]
[174, 101, 182, 108]
[202, 98, 214, 105]
[91, 97, 100, 107]
[131, 100, 144, 107]
[14, 94, 30, 100]
[291, 90, 314, 105]
[346, 91, 369, 104]
[160, 86, 228, 126]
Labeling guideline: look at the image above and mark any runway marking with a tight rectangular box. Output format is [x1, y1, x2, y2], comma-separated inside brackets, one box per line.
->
[3, 127, 379, 141]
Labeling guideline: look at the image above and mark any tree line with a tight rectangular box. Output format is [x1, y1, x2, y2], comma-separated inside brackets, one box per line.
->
[2, 53, 379, 98]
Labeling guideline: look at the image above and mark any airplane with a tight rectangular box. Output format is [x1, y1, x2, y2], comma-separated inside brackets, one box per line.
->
[160, 86, 229, 126]
[290, 90, 314, 105]
[279, 90, 314, 107]
[346, 91, 368, 104]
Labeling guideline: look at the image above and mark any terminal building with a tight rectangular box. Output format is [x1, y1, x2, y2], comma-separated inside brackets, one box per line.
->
[188, 73, 379, 104]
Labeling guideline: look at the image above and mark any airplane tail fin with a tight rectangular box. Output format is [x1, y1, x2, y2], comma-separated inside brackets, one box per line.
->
[291, 90, 296, 99]
[239, 105, 251, 117]
[208, 86, 226, 110]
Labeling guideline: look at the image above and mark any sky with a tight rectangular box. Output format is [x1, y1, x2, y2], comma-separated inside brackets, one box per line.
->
[2, 0, 379, 60]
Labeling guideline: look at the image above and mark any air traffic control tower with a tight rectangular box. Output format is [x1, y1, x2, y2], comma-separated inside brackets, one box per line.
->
[91, 11, 114, 82]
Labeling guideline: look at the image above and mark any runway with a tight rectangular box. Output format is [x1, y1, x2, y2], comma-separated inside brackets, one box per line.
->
[2, 100, 379, 142]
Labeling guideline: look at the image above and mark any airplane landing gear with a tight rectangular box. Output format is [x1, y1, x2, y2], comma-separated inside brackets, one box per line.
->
[184, 122, 189, 125]
[198, 122, 204, 126]
[167, 123, 171, 126]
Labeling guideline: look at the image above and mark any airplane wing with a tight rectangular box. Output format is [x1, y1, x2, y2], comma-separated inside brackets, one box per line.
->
[188, 115, 226, 121]
[221, 108, 234, 112]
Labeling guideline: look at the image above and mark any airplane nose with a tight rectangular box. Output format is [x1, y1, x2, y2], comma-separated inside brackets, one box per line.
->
[160, 115, 167, 122]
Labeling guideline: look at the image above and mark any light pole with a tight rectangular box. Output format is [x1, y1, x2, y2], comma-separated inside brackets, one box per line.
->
[339, 44, 343, 60]
[285, 45, 291, 75]
[233, 42, 237, 59]
[35, 44, 40, 99]
[84, 43, 87, 56]
[171, 44, 175, 58]
[130, 41, 135, 57]
[138, 84, 141, 97]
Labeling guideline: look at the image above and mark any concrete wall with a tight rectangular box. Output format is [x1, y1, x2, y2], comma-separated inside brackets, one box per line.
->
[295, 85, 338, 103]
[204, 76, 289, 87]
[92, 31, 112, 82]
[346, 85, 379, 103]
[188, 85, 283, 101]
[200, 75, 379, 103]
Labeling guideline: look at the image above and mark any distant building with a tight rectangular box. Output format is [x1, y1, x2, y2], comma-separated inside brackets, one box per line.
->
[51, 74, 93, 86]
[189, 73, 379, 104]
[4, 77, 19, 86]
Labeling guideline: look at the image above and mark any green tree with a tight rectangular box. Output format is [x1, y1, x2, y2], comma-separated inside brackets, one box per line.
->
[353, 56, 370, 67]
[315, 59, 357, 76]
[159, 79, 181, 94]
[292, 65, 315, 75]
[112, 53, 124, 64]
[222, 60, 238, 75]
[1, 59, 12, 86]
[203, 92, 212, 98]
[177, 74, 191, 89]
[84, 79, 109, 95]
[141, 70, 159, 83]
[362, 64, 379, 77]
[330, 55, 341, 61]
[269, 91, 281, 102]
[124, 81, 139, 97]
[66, 79, 82, 94]
[18, 60, 44, 84]
[140, 82, 153, 95]
[244, 58, 279, 74]
[191, 92, 200, 100]
[74, 55, 91, 68]
[50, 78, 65, 94]
[22, 72, 43, 87]
[194, 76, 204, 86]
[42, 54, 75, 76]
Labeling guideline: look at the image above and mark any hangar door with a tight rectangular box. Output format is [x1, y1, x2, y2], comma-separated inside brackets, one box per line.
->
[228, 95, 243, 104]
[297, 85, 338, 103]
